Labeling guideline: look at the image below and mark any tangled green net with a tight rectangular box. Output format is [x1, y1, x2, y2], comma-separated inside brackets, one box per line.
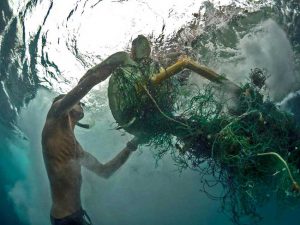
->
[108, 61, 300, 224]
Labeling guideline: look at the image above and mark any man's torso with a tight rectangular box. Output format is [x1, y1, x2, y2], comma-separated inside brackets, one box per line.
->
[42, 112, 82, 218]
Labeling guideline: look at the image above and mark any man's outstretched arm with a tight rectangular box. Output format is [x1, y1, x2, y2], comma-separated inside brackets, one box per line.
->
[51, 52, 134, 117]
[78, 138, 139, 179]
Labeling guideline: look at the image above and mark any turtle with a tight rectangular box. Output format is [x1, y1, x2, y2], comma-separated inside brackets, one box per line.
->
[107, 56, 175, 137]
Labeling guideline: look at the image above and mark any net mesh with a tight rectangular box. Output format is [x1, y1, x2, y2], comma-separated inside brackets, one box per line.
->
[108, 63, 300, 224]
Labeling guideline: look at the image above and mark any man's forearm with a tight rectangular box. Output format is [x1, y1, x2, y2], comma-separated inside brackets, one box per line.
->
[53, 52, 133, 117]
[78, 51, 134, 84]
[101, 146, 134, 178]
[79, 139, 138, 179]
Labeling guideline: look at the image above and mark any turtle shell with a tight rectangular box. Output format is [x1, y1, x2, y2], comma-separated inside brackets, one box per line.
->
[108, 60, 161, 135]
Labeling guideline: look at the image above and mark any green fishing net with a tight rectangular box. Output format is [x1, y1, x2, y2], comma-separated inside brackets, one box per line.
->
[108, 63, 300, 224]
[108, 58, 178, 138]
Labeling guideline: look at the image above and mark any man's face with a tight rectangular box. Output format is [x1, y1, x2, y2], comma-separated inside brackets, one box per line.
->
[70, 102, 84, 121]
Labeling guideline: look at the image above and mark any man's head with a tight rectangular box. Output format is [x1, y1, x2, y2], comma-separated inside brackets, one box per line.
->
[53, 94, 84, 122]
[131, 35, 151, 61]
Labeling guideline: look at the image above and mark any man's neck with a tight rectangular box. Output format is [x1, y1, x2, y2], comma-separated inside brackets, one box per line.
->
[68, 114, 77, 131]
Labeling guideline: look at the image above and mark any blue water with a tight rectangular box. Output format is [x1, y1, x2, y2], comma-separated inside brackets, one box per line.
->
[1, 0, 300, 224]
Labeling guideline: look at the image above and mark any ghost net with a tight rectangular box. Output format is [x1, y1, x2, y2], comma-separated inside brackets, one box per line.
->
[108, 57, 300, 224]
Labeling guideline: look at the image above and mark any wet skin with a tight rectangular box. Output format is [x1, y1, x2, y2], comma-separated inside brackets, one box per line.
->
[42, 102, 84, 218]
[42, 100, 137, 218]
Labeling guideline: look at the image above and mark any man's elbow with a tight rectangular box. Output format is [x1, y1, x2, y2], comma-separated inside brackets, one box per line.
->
[100, 172, 111, 179]
[97, 167, 114, 179]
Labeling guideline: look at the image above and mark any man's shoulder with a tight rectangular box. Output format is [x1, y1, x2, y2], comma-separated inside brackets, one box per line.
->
[46, 100, 67, 119]
[43, 102, 68, 132]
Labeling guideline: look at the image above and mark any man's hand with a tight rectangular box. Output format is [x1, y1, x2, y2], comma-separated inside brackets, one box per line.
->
[126, 137, 140, 152]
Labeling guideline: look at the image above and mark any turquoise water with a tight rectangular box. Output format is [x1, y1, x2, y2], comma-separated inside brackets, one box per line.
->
[1, 0, 300, 224]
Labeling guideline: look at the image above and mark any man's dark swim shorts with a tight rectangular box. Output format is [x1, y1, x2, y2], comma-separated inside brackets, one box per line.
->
[50, 208, 92, 225]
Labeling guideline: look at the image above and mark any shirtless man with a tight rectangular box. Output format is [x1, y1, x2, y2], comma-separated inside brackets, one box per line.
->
[42, 37, 146, 225]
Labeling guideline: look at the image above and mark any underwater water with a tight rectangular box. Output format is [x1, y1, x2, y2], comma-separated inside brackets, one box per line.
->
[1, 0, 300, 224]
